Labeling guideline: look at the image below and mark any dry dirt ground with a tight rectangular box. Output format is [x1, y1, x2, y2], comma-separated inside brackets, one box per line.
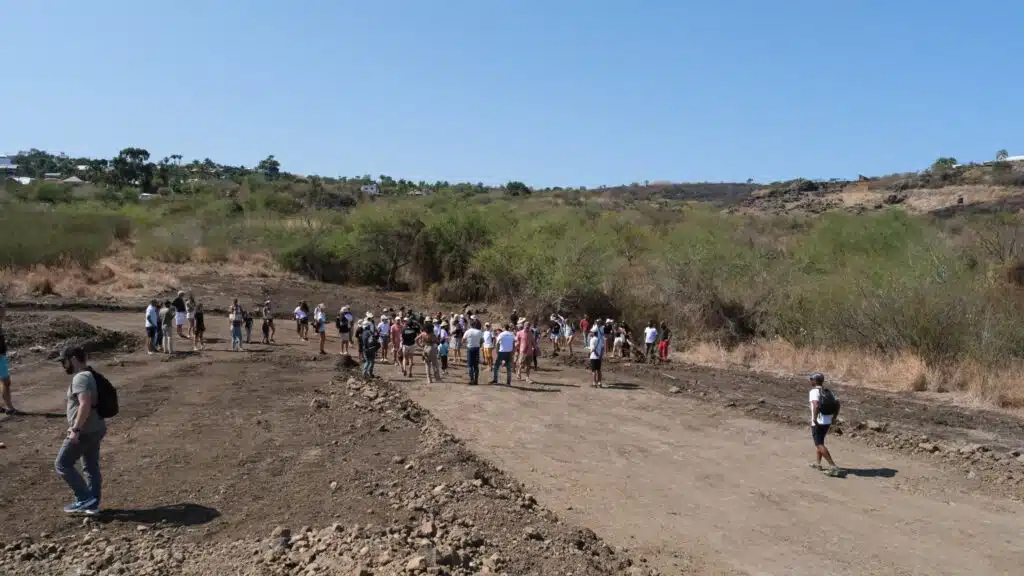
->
[2, 311, 1024, 575]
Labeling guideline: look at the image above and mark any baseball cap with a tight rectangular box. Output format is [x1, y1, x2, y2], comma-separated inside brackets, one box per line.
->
[808, 372, 825, 384]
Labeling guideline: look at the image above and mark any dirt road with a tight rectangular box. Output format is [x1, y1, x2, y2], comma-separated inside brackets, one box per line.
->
[402, 361, 1024, 575]
[3, 311, 1023, 575]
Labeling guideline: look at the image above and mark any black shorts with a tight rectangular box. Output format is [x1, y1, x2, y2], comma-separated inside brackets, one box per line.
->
[146, 327, 156, 339]
[812, 424, 830, 446]
[589, 358, 602, 372]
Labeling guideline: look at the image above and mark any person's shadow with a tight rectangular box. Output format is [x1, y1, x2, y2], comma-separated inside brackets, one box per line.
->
[841, 467, 898, 479]
[92, 503, 220, 526]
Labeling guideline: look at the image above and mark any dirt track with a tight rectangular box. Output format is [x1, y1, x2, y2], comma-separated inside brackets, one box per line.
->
[2, 311, 1023, 575]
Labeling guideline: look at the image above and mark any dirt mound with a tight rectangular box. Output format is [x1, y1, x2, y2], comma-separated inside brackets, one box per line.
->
[4, 313, 141, 358]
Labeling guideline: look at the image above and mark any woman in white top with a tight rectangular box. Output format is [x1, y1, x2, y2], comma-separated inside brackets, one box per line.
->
[481, 323, 495, 368]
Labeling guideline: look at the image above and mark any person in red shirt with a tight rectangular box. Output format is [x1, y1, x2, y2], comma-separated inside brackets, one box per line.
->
[515, 322, 534, 382]
[580, 316, 590, 350]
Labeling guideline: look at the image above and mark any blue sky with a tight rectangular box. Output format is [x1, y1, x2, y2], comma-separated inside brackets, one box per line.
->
[2, 1, 1020, 187]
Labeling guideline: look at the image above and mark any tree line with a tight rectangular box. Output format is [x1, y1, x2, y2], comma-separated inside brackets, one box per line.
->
[8, 148, 535, 197]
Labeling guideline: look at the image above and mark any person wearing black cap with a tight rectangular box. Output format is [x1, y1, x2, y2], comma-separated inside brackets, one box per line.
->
[55, 346, 107, 514]
[808, 372, 842, 477]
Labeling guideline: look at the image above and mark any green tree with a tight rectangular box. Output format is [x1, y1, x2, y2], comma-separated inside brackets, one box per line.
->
[112, 147, 154, 192]
[931, 157, 958, 171]
[258, 155, 281, 180]
[505, 180, 531, 196]
[996, 149, 1009, 162]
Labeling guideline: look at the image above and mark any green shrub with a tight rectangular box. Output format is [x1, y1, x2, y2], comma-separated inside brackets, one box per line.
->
[0, 207, 121, 268]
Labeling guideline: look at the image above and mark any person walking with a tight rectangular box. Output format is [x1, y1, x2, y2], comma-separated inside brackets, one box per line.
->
[144, 300, 159, 355]
[229, 299, 244, 351]
[482, 322, 495, 369]
[808, 372, 842, 477]
[0, 303, 21, 415]
[185, 293, 196, 338]
[160, 300, 176, 354]
[262, 300, 276, 344]
[54, 346, 106, 515]
[417, 321, 442, 383]
[243, 308, 254, 344]
[172, 291, 187, 338]
[400, 316, 418, 377]
[361, 320, 380, 377]
[588, 325, 604, 388]
[657, 321, 671, 363]
[643, 321, 658, 363]
[390, 317, 403, 364]
[463, 319, 483, 385]
[193, 303, 206, 351]
[377, 315, 391, 362]
[491, 324, 515, 386]
[313, 303, 328, 355]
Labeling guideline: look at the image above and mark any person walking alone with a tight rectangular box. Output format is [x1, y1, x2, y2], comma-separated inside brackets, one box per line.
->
[54, 346, 106, 515]
[808, 372, 842, 477]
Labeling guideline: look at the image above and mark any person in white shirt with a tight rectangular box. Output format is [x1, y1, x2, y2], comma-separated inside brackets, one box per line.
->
[643, 321, 658, 363]
[491, 324, 516, 386]
[588, 325, 604, 388]
[463, 320, 484, 386]
[481, 323, 495, 368]
[377, 316, 391, 361]
[808, 372, 842, 476]
[144, 300, 159, 354]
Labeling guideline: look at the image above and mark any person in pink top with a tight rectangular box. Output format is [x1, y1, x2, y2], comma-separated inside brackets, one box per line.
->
[515, 321, 534, 381]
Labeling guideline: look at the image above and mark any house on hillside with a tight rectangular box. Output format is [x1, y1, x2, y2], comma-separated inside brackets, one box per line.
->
[62, 175, 85, 185]
[0, 156, 18, 181]
[360, 183, 380, 196]
[43, 172, 62, 181]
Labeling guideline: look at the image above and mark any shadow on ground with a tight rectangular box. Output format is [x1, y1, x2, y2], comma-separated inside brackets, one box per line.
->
[843, 467, 898, 479]
[94, 503, 221, 527]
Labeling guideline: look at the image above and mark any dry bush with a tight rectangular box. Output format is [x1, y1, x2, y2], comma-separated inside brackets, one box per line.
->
[26, 272, 57, 296]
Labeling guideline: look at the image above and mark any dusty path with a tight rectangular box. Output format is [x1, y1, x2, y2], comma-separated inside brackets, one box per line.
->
[401, 361, 1024, 576]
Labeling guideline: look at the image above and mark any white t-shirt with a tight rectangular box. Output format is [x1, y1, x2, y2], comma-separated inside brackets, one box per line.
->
[809, 387, 834, 425]
[497, 331, 516, 353]
[482, 330, 494, 348]
[145, 305, 158, 328]
[589, 335, 604, 360]
[463, 328, 483, 348]
[294, 306, 307, 320]
[644, 327, 658, 344]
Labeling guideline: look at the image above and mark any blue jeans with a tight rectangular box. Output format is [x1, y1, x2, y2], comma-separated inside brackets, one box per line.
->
[363, 351, 376, 376]
[492, 351, 513, 385]
[55, 429, 106, 504]
[467, 347, 481, 383]
[231, 324, 243, 347]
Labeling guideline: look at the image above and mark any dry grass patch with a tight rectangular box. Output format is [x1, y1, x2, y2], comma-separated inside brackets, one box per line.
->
[676, 338, 1024, 412]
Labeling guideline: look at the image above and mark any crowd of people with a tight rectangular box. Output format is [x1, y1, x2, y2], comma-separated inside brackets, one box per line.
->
[0, 292, 844, 519]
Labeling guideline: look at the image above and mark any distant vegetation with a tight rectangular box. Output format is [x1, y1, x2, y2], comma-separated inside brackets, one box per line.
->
[4, 147, 1024, 403]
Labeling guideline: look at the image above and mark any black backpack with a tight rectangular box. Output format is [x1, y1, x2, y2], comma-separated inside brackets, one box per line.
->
[818, 387, 839, 416]
[88, 368, 119, 419]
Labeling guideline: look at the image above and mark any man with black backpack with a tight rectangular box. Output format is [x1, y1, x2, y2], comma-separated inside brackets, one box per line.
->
[55, 346, 118, 515]
[361, 320, 380, 378]
[808, 372, 842, 477]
